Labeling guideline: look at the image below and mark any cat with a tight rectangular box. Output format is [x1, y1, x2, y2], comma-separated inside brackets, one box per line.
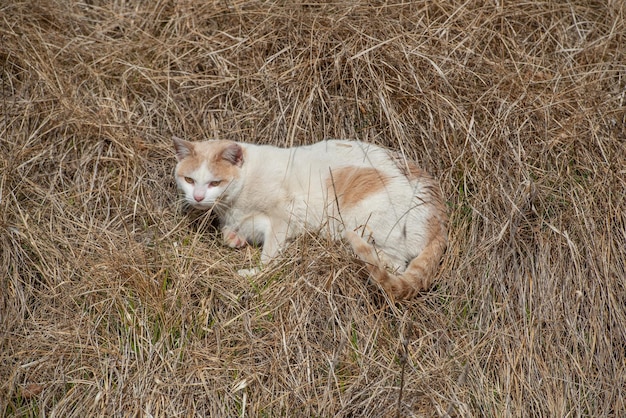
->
[173, 137, 447, 300]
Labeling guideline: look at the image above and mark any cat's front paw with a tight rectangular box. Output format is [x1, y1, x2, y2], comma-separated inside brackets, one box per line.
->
[223, 229, 248, 248]
[237, 267, 261, 277]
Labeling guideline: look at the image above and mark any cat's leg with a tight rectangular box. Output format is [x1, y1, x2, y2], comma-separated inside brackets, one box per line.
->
[347, 225, 405, 272]
[260, 220, 289, 264]
[222, 227, 248, 248]
[237, 216, 289, 277]
[221, 209, 268, 251]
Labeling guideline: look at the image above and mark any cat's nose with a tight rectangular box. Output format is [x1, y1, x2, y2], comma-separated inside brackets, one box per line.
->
[193, 190, 205, 202]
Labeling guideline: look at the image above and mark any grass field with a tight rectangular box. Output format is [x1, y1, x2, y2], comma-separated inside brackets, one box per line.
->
[1, 0, 625, 416]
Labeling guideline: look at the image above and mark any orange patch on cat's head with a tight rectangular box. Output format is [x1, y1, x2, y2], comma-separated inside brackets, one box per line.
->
[206, 140, 245, 180]
[173, 138, 245, 179]
[327, 166, 389, 209]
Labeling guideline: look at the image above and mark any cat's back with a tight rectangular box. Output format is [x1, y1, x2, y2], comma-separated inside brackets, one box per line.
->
[296, 139, 392, 168]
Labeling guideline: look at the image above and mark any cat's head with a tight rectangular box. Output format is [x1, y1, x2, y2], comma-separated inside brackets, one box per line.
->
[173, 137, 244, 209]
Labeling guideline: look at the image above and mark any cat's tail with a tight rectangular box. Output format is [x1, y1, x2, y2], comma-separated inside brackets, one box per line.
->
[344, 221, 447, 300]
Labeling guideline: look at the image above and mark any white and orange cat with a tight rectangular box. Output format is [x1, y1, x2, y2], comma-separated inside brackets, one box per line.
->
[173, 137, 447, 300]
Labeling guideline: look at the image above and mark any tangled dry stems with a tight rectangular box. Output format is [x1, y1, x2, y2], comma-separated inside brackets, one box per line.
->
[1, 0, 625, 416]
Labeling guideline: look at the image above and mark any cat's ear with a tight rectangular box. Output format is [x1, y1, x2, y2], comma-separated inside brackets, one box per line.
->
[173, 136, 194, 161]
[221, 143, 244, 167]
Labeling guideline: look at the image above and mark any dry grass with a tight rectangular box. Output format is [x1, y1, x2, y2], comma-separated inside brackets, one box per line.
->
[1, 0, 625, 416]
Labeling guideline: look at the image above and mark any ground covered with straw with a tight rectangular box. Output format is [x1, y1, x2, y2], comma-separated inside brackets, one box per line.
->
[2, 0, 625, 416]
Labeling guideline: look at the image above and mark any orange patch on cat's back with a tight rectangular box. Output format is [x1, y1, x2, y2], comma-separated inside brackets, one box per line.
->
[327, 166, 389, 209]
[387, 150, 426, 181]
[401, 160, 425, 180]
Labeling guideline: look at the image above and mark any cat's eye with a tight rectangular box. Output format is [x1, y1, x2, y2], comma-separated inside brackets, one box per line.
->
[183, 177, 194, 185]
[209, 180, 222, 187]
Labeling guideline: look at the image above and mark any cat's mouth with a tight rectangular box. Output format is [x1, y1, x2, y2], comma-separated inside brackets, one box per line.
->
[189, 201, 214, 210]
[187, 198, 225, 212]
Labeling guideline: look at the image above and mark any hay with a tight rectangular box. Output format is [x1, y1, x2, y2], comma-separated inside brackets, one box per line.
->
[1, 0, 625, 416]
